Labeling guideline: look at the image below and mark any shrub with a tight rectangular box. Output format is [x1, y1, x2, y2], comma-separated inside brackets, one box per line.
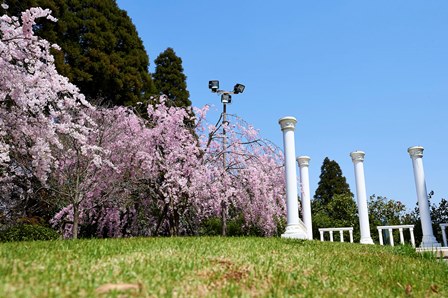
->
[0, 224, 60, 242]
[199, 217, 221, 236]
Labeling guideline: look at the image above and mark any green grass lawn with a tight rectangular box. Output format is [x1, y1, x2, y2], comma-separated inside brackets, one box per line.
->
[0, 237, 446, 297]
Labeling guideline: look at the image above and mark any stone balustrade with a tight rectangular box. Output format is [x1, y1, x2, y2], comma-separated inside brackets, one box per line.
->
[319, 227, 354, 243]
[440, 223, 448, 247]
[377, 225, 415, 247]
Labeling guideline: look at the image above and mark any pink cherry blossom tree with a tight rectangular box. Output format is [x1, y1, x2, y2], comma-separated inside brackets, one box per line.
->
[194, 107, 286, 236]
[51, 97, 205, 237]
[0, 7, 103, 229]
[2, 7, 287, 238]
[52, 101, 286, 238]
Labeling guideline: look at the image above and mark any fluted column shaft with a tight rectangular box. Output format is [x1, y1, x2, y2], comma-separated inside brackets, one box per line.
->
[350, 151, 374, 244]
[297, 156, 313, 240]
[408, 146, 440, 248]
[278, 117, 307, 239]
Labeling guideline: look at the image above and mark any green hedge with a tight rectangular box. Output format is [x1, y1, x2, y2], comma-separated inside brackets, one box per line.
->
[0, 224, 60, 242]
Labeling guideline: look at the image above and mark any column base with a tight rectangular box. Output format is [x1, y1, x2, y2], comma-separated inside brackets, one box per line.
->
[281, 223, 308, 239]
[420, 235, 441, 248]
[360, 237, 375, 245]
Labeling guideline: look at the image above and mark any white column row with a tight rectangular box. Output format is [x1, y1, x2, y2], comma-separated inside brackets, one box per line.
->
[279, 116, 441, 247]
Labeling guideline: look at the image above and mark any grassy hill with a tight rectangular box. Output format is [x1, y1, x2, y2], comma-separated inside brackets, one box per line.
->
[0, 237, 446, 297]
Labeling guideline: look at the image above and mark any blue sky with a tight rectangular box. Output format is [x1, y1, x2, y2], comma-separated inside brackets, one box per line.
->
[116, 0, 448, 211]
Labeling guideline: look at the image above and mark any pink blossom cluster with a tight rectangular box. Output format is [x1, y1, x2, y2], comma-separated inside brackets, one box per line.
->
[0, 7, 99, 211]
[1, 8, 286, 238]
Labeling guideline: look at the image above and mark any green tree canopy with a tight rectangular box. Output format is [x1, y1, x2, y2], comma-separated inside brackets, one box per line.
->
[312, 158, 357, 240]
[313, 157, 353, 206]
[153, 47, 191, 108]
[2, 0, 156, 106]
[368, 195, 407, 243]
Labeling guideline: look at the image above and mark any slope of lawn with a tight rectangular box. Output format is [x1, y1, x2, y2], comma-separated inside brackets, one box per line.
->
[0, 237, 446, 297]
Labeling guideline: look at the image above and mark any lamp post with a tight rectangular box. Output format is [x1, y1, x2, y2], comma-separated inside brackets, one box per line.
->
[209, 80, 245, 236]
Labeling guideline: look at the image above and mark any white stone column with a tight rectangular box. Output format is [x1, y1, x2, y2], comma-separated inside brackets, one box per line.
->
[388, 228, 394, 246]
[441, 224, 447, 247]
[378, 228, 384, 245]
[297, 156, 313, 240]
[279, 117, 307, 239]
[410, 227, 416, 248]
[399, 228, 405, 245]
[350, 151, 374, 244]
[408, 146, 441, 248]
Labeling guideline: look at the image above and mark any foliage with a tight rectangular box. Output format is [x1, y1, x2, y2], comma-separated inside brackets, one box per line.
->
[1, 0, 156, 106]
[312, 158, 357, 240]
[199, 217, 221, 236]
[1, 237, 447, 297]
[409, 197, 448, 246]
[47, 101, 287, 238]
[195, 107, 286, 236]
[0, 224, 59, 242]
[1, 6, 286, 239]
[0, 7, 101, 229]
[368, 195, 408, 243]
[431, 198, 448, 230]
[153, 47, 191, 108]
[313, 194, 359, 241]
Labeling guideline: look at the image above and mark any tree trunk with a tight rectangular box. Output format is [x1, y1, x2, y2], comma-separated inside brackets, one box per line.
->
[154, 203, 169, 236]
[221, 200, 227, 236]
[73, 203, 79, 239]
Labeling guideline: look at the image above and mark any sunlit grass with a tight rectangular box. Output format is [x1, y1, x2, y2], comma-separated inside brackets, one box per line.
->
[0, 237, 446, 297]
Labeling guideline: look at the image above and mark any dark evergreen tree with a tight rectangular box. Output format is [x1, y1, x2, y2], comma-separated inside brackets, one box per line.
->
[2, 0, 156, 106]
[312, 157, 357, 240]
[152, 47, 191, 108]
[313, 157, 353, 206]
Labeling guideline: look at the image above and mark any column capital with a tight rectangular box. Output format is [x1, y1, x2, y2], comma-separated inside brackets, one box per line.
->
[350, 151, 365, 162]
[297, 156, 310, 167]
[408, 146, 424, 158]
[278, 116, 297, 132]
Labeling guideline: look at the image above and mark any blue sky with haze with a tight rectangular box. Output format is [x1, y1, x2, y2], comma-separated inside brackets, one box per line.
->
[117, 0, 448, 210]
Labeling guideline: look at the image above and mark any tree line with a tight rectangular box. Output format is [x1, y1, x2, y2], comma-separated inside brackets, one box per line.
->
[312, 157, 448, 246]
[1, 0, 190, 109]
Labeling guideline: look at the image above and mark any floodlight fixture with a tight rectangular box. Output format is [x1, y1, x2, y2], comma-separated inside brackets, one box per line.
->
[209, 80, 219, 92]
[233, 83, 245, 94]
[221, 93, 232, 104]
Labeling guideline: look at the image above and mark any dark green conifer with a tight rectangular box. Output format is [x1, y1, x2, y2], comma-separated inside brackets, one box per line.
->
[152, 47, 191, 108]
[313, 157, 353, 206]
[2, 0, 156, 106]
[312, 157, 358, 240]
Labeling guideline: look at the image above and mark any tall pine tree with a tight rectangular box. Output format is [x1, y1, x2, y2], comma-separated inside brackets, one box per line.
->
[312, 157, 358, 240]
[313, 157, 353, 206]
[152, 47, 191, 108]
[2, 0, 156, 106]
